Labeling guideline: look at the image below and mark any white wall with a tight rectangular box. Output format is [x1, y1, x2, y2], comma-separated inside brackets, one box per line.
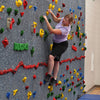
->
[85, 0, 100, 91]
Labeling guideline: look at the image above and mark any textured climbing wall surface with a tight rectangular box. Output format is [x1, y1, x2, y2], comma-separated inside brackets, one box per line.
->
[0, 0, 86, 100]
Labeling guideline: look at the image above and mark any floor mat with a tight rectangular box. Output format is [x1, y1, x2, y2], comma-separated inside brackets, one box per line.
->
[78, 94, 100, 100]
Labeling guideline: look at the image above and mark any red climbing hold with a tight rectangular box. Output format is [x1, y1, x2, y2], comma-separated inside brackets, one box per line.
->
[56, 13, 60, 18]
[33, 75, 36, 79]
[20, 12, 24, 17]
[40, 81, 43, 86]
[75, 32, 78, 35]
[72, 45, 77, 51]
[70, 71, 72, 74]
[66, 65, 69, 70]
[10, 18, 15, 29]
[53, 97, 56, 100]
[63, 74, 65, 77]
[2, 37, 9, 48]
[25, 86, 29, 90]
[62, 3, 65, 7]
[23, 0, 28, 10]
[72, 81, 74, 86]
[52, 0, 55, 2]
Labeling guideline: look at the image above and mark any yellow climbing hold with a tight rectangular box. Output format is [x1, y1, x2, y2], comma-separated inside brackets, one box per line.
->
[68, 89, 71, 92]
[33, 22, 37, 28]
[0, 5, 5, 12]
[83, 43, 85, 46]
[58, 8, 61, 12]
[15, 0, 22, 7]
[80, 86, 83, 90]
[49, 3, 52, 9]
[65, 97, 67, 100]
[77, 21, 80, 25]
[61, 93, 64, 99]
[46, 11, 49, 16]
[75, 15, 77, 19]
[39, 28, 44, 38]
[55, 0, 58, 4]
[52, 5, 55, 10]
[74, 69, 77, 74]
[58, 80, 62, 85]
[76, 72, 79, 77]
[22, 77, 27, 83]
[71, 76, 73, 80]
[50, 44, 53, 51]
[13, 89, 18, 96]
[48, 85, 53, 92]
[29, 5, 33, 9]
[27, 91, 32, 100]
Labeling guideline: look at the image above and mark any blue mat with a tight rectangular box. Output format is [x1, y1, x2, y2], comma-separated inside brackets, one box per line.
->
[78, 94, 100, 100]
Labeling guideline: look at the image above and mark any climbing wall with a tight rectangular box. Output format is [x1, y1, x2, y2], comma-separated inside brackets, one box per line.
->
[0, 0, 86, 100]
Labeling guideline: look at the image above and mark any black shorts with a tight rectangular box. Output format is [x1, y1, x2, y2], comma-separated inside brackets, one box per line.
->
[50, 41, 68, 61]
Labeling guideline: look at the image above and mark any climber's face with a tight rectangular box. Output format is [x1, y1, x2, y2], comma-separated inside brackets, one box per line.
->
[62, 17, 69, 26]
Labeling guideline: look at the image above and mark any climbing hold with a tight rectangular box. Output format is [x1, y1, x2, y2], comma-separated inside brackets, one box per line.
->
[0, 28, 4, 33]
[72, 81, 74, 86]
[14, 43, 28, 51]
[62, 3, 65, 7]
[72, 9, 75, 13]
[15, 0, 22, 7]
[66, 65, 69, 70]
[40, 81, 43, 86]
[13, 89, 18, 96]
[62, 85, 66, 91]
[22, 77, 27, 83]
[46, 11, 49, 16]
[61, 93, 64, 99]
[58, 80, 62, 85]
[6, 92, 10, 99]
[49, 4, 52, 9]
[25, 86, 29, 90]
[7, 8, 12, 15]
[17, 18, 21, 25]
[20, 30, 24, 36]
[56, 13, 60, 18]
[60, 74, 63, 78]
[7, 18, 15, 29]
[0, 5, 5, 12]
[34, 6, 37, 11]
[80, 86, 83, 90]
[74, 69, 77, 74]
[44, 30, 49, 41]
[71, 76, 73, 80]
[14, 9, 18, 16]
[48, 85, 53, 92]
[27, 91, 32, 100]
[52, 5, 55, 10]
[36, 33, 39, 36]
[33, 91, 36, 98]
[2, 37, 9, 48]
[20, 12, 24, 17]
[55, 0, 58, 4]
[65, 97, 67, 100]
[52, 0, 55, 2]
[48, 18, 51, 23]
[69, 8, 72, 12]
[39, 28, 44, 38]
[75, 15, 77, 19]
[73, 91, 76, 95]
[29, 5, 33, 9]
[77, 6, 82, 10]
[23, 0, 28, 10]
[33, 74, 36, 79]
[72, 45, 77, 51]
[40, 16, 45, 23]
[70, 71, 72, 74]
[30, 47, 34, 57]
[80, 12, 82, 16]
[58, 8, 61, 12]
[68, 88, 73, 92]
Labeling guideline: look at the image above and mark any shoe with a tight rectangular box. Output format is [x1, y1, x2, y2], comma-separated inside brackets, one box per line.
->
[44, 74, 51, 82]
[49, 77, 57, 86]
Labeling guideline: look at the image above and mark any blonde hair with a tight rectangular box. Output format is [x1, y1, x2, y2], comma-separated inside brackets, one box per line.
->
[64, 14, 74, 24]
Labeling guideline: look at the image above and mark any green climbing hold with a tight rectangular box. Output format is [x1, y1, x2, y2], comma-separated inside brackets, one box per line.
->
[79, 42, 81, 46]
[36, 33, 39, 36]
[14, 9, 18, 16]
[14, 43, 28, 51]
[44, 30, 49, 41]
[0, 28, 4, 33]
[40, 16, 45, 23]
[7, 8, 12, 15]
[48, 18, 51, 23]
[17, 18, 21, 25]
[20, 30, 24, 36]
[73, 91, 76, 95]
[66, 78, 69, 82]
[30, 47, 34, 57]
[47, 93, 50, 98]
[62, 85, 66, 91]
